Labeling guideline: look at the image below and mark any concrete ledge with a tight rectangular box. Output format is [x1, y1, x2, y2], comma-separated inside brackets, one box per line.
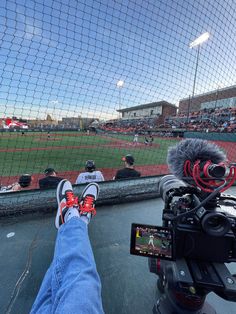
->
[0, 176, 162, 217]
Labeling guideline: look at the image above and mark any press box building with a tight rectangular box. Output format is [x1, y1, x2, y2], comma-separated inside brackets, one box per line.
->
[117, 101, 177, 124]
[179, 85, 236, 113]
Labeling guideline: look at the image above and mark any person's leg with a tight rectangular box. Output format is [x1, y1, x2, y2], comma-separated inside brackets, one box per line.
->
[31, 180, 104, 314]
[30, 264, 53, 314]
[51, 217, 104, 314]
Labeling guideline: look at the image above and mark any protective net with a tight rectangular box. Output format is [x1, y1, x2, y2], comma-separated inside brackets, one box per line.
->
[0, 0, 235, 191]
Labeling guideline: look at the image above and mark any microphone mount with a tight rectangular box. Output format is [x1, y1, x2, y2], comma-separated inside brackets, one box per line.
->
[183, 159, 236, 192]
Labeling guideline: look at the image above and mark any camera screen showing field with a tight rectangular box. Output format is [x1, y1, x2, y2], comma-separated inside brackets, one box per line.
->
[134, 226, 173, 259]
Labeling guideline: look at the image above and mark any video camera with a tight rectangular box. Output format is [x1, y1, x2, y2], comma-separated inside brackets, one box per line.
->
[130, 139, 236, 313]
[159, 175, 236, 263]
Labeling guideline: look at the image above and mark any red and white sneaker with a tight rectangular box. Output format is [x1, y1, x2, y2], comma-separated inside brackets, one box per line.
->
[79, 183, 100, 223]
[55, 179, 79, 229]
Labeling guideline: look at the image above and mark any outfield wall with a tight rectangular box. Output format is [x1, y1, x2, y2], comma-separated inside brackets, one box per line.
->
[184, 132, 236, 142]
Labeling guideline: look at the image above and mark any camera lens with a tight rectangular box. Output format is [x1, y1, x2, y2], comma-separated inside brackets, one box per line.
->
[201, 213, 231, 237]
[208, 216, 222, 228]
[158, 175, 187, 201]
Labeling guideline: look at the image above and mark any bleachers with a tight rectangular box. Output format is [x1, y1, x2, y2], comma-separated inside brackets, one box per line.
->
[165, 107, 236, 132]
[99, 117, 157, 133]
[98, 107, 236, 133]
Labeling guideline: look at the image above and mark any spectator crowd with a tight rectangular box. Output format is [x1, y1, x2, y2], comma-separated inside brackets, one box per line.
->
[165, 107, 236, 132]
[97, 106, 236, 134]
[99, 117, 157, 133]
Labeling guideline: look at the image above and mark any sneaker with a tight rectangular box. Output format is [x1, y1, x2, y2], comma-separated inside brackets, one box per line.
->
[79, 183, 100, 222]
[55, 179, 79, 229]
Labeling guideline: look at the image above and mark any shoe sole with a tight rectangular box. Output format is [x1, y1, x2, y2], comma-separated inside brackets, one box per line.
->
[55, 179, 68, 229]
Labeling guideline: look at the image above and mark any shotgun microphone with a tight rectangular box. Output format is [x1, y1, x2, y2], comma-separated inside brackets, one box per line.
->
[167, 139, 236, 192]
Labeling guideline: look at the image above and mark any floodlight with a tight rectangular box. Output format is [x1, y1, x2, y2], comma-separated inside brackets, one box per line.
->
[189, 32, 210, 48]
[116, 80, 124, 88]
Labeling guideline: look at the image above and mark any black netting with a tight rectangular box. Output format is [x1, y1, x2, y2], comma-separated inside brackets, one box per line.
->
[0, 0, 235, 190]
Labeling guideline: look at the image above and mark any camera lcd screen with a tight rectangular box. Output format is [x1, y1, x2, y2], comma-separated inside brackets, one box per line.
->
[130, 223, 174, 260]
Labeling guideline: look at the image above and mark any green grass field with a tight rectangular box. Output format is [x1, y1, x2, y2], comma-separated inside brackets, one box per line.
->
[0, 131, 178, 176]
[136, 236, 163, 247]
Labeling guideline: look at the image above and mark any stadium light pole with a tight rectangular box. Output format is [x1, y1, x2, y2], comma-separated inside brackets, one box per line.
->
[213, 84, 224, 122]
[116, 80, 124, 118]
[187, 32, 210, 124]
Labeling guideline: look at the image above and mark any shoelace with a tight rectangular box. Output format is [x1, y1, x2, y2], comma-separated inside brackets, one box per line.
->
[79, 195, 96, 216]
[66, 191, 79, 207]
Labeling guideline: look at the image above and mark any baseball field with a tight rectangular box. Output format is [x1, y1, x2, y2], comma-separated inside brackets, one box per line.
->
[0, 131, 235, 188]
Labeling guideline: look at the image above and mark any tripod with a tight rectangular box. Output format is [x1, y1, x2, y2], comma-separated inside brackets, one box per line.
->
[149, 258, 236, 314]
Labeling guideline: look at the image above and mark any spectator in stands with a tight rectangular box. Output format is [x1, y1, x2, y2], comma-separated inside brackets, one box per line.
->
[0, 174, 32, 193]
[114, 154, 141, 180]
[75, 160, 104, 184]
[39, 168, 64, 189]
[31, 180, 104, 314]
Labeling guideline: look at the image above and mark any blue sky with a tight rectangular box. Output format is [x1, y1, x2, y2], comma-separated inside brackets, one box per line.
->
[0, 0, 235, 120]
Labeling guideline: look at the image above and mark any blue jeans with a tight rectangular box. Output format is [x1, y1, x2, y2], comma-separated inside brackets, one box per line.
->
[31, 217, 104, 314]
